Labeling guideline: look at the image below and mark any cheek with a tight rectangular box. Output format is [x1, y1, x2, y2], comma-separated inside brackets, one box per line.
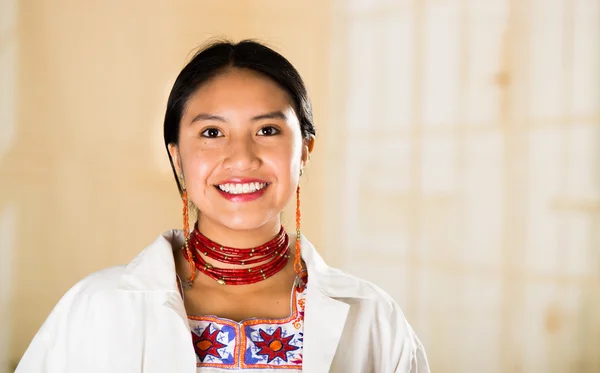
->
[269, 144, 301, 175]
[182, 146, 219, 184]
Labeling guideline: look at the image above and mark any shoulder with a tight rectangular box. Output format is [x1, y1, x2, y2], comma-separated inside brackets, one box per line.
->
[317, 266, 409, 327]
[303, 238, 430, 371]
[42, 230, 181, 317]
[53, 265, 128, 310]
[15, 266, 131, 371]
[302, 237, 393, 302]
[39, 266, 128, 329]
[69, 266, 127, 295]
[324, 270, 430, 372]
[302, 236, 406, 323]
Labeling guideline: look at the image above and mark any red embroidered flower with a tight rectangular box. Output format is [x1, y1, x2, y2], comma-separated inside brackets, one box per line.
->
[254, 327, 299, 363]
[192, 324, 227, 362]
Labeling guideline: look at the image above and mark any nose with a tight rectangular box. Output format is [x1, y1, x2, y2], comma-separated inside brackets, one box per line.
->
[223, 136, 261, 171]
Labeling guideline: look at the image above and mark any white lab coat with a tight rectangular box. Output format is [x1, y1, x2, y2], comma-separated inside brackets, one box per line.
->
[16, 230, 430, 373]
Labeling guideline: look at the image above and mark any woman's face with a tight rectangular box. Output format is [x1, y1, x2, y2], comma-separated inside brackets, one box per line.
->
[169, 68, 314, 232]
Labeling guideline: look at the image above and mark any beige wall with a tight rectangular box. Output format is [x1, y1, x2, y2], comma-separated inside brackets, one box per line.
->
[1, 0, 599, 372]
[0, 0, 337, 369]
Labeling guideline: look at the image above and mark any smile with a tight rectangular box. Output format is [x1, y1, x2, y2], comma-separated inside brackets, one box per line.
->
[216, 182, 268, 195]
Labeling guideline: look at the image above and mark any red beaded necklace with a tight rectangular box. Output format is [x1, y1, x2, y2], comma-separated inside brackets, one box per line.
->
[182, 225, 290, 286]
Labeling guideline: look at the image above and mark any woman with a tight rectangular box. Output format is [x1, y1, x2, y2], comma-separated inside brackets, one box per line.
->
[16, 40, 429, 373]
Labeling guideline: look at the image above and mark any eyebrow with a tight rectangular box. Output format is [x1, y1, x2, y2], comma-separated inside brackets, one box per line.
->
[189, 111, 288, 124]
[190, 113, 226, 123]
[250, 111, 288, 122]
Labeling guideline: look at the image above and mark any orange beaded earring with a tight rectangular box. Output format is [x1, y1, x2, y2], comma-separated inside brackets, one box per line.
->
[182, 179, 190, 239]
[294, 175, 303, 276]
[180, 173, 196, 282]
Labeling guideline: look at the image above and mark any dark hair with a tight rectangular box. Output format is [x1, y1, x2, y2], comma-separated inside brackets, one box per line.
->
[163, 39, 316, 194]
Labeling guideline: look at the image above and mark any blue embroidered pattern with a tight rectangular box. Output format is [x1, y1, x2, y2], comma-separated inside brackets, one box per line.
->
[188, 277, 306, 371]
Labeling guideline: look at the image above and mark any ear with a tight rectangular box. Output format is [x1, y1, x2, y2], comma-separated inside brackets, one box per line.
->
[167, 143, 183, 177]
[301, 135, 316, 166]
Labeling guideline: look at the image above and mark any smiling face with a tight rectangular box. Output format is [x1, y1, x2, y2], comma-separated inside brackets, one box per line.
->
[169, 68, 314, 236]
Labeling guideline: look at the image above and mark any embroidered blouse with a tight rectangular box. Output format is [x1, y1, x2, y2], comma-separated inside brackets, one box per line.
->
[187, 274, 307, 372]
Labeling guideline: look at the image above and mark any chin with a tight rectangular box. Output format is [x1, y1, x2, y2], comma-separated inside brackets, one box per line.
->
[218, 212, 279, 232]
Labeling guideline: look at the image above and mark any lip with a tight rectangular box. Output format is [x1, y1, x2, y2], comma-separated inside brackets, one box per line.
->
[215, 184, 268, 202]
[214, 177, 269, 185]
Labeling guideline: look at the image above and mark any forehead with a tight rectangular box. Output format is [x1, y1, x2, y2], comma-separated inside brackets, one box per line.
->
[183, 68, 296, 120]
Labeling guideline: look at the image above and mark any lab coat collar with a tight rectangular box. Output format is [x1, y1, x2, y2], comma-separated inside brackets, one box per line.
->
[118, 229, 350, 372]
[117, 230, 182, 293]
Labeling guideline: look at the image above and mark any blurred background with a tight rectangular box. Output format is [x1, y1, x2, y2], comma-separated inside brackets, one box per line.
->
[1, 0, 599, 372]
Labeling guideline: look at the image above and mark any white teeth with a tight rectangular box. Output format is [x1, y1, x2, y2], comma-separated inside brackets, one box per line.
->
[217, 182, 267, 195]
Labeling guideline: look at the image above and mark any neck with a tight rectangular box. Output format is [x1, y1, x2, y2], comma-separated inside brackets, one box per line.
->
[182, 216, 293, 288]
[194, 216, 282, 249]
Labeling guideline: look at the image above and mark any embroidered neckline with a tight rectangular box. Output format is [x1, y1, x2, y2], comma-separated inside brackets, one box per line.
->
[187, 279, 307, 369]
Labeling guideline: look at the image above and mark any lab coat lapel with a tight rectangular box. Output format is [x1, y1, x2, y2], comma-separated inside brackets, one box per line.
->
[117, 230, 197, 372]
[300, 236, 350, 372]
[302, 285, 349, 372]
[160, 292, 197, 373]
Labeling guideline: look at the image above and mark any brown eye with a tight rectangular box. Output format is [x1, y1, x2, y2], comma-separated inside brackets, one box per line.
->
[201, 128, 223, 138]
[257, 126, 281, 136]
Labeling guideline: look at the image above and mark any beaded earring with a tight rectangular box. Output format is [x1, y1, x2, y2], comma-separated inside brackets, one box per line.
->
[181, 174, 190, 239]
[294, 182, 302, 275]
[180, 174, 196, 282]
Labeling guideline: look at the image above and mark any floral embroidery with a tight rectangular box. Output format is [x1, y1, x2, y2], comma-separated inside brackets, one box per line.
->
[192, 323, 228, 362]
[252, 327, 299, 363]
[188, 275, 307, 370]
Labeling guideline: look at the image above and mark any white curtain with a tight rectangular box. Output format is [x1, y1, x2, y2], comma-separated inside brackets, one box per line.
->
[333, 0, 600, 372]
